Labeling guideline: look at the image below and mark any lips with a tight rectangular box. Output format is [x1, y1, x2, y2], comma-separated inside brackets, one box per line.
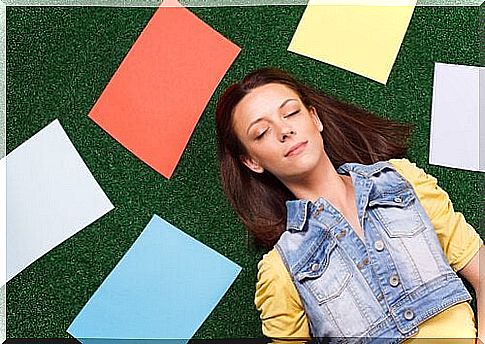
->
[285, 141, 308, 157]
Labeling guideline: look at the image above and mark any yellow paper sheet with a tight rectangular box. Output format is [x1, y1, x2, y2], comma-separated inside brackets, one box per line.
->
[288, 0, 416, 84]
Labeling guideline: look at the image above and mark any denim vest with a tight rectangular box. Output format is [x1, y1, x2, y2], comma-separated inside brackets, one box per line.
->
[275, 161, 471, 343]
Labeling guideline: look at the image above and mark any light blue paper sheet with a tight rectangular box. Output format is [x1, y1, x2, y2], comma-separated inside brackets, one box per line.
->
[67, 215, 242, 343]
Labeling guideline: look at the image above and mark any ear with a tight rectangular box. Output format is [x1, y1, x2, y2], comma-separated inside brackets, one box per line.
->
[240, 155, 264, 173]
[309, 106, 323, 132]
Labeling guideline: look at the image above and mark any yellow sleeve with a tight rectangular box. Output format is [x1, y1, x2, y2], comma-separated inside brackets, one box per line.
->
[254, 248, 310, 343]
[389, 158, 483, 272]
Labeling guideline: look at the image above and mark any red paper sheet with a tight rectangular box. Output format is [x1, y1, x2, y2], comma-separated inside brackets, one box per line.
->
[89, 0, 241, 178]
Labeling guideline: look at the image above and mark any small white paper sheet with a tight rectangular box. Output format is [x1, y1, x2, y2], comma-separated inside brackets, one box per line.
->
[4, 119, 114, 284]
[429, 63, 484, 172]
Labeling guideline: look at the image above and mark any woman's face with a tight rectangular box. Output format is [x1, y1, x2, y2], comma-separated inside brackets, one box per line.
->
[232, 83, 325, 181]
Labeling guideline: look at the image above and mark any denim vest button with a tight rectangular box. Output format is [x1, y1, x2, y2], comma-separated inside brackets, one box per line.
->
[374, 240, 385, 251]
[394, 196, 402, 203]
[404, 309, 414, 320]
[358, 258, 370, 269]
[336, 229, 347, 239]
[311, 263, 320, 272]
[389, 274, 400, 287]
[313, 204, 324, 217]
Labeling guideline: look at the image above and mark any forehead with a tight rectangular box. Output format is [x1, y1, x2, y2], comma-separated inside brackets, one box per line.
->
[233, 83, 301, 124]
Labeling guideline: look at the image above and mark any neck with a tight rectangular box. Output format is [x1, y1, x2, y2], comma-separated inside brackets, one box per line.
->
[283, 154, 353, 207]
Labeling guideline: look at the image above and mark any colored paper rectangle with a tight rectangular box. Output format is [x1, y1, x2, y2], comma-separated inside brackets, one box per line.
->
[5, 120, 114, 284]
[288, 0, 416, 84]
[0, 158, 5, 286]
[429, 63, 483, 172]
[88, 0, 241, 178]
[67, 214, 242, 343]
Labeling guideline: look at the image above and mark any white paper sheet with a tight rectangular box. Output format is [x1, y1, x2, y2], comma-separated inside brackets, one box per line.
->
[429, 63, 484, 172]
[4, 119, 114, 284]
[0, 158, 5, 286]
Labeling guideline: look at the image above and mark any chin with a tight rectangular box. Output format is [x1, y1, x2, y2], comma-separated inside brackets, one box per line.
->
[284, 155, 322, 178]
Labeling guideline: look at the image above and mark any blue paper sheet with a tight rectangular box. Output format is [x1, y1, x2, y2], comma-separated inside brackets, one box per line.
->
[67, 215, 242, 343]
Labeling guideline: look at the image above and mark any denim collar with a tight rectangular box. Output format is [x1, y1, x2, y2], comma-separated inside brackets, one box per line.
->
[285, 161, 393, 232]
[336, 160, 392, 177]
[286, 199, 312, 232]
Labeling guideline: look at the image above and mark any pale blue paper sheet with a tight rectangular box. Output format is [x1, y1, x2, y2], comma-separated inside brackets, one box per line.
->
[5, 119, 114, 284]
[67, 215, 242, 343]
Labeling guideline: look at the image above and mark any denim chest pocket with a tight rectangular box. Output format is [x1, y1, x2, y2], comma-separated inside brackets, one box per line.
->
[368, 188, 425, 237]
[295, 239, 352, 304]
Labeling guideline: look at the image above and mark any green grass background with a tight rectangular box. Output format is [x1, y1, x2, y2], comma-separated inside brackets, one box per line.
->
[6, 4, 484, 340]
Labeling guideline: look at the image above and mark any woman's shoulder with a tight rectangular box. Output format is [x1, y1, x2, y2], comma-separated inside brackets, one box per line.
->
[255, 247, 307, 317]
[257, 248, 287, 282]
[387, 158, 431, 184]
[388, 157, 419, 172]
[255, 249, 310, 339]
[255, 248, 287, 307]
[256, 248, 296, 298]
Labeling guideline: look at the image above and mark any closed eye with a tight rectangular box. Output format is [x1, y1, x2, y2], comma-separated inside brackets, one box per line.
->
[284, 110, 300, 118]
[255, 129, 268, 140]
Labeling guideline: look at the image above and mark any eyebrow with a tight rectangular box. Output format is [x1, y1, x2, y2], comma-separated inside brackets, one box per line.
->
[246, 98, 298, 134]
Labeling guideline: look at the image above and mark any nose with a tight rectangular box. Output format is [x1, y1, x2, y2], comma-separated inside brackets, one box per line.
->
[278, 124, 296, 142]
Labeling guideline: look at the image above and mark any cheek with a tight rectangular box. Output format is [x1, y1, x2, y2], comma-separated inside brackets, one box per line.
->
[246, 142, 277, 163]
[259, 147, 282, 165]
[304, 122, 323, 143]
[253, 145, 285, 171]
[313, 131, 324, 147]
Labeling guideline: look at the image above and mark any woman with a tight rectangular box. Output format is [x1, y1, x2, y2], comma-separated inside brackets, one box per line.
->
[215, 67, 483, 343]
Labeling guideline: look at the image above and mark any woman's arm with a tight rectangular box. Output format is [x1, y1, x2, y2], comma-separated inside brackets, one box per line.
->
[459, 245, 484, 343]
[255, 249, 310, 343]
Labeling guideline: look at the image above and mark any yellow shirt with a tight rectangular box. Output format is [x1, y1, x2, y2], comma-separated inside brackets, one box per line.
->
[254, 158, 483, 343]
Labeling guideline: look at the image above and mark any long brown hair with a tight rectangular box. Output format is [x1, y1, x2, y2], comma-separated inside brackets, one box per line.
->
[215, 67, 413, 247]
